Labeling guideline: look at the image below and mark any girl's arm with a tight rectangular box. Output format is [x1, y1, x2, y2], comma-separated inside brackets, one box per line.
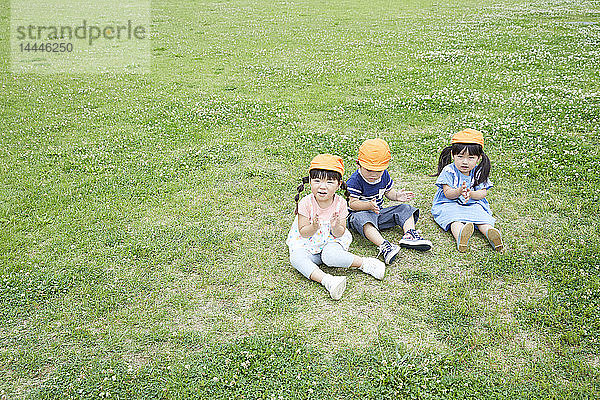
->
[298, 214, 320, 238]
[469, 188, 487, 200]
[330, 197, 348, 238]
[329, 203, 347, 237]
[330, 214, 346, 237]
[442, 184, 463, 199]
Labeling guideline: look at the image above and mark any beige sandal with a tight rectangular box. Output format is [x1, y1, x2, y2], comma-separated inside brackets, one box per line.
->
[486, 228, 504, 251]
[457, 222, 474, 252]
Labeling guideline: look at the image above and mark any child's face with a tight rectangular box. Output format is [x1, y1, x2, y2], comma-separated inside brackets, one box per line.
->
[453, 149, 481, 175]
[310, 176, 340, 203]
[359, 165, 385, 183]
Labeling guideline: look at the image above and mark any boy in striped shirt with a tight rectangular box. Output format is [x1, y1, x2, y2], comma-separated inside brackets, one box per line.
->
[347, 139, 432, 264]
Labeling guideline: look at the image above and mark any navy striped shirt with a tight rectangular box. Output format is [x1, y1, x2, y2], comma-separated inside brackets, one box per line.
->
[346, 169, 394, 208]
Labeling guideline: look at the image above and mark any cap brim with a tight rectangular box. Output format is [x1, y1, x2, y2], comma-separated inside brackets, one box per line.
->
[359, 162, 388, 171]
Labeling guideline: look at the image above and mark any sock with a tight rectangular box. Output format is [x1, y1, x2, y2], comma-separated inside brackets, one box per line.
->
[320, 273, 334, 289]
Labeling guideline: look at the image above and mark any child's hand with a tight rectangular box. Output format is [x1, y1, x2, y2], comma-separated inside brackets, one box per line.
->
[460, 182, 471, 202]
[369, 199, 380, 214]
[311, 214, 320, 229]
[395, 188, 414, 202]
[330, 211, 346, 238]
[330, 212, 342, 229]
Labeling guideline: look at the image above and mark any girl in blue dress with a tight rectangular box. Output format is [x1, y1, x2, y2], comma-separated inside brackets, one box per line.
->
[431, 129, 504, 252]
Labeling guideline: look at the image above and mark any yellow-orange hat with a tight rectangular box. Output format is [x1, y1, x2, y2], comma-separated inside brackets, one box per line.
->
[309, 154, 344, 175]
[451, 129, 484, 148]
[357, 138, 391, 171]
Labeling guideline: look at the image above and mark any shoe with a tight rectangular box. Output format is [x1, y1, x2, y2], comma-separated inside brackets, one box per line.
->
[399, 229, 432, 251]
[360, 257, 386, 280]
[486, 228, 504, 251]
[457, 222, 474, 252]
[377, 240, 401, 264]
[323, 275, 346, 300]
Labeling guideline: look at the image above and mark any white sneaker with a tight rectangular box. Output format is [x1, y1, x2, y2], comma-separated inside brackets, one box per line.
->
[359, 257, 386, 280]
[323, 275, 347, 300]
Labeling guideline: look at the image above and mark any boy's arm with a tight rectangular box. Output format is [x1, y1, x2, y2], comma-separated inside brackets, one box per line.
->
[348, 197, 380, 213]
[385, 188, 414, 202]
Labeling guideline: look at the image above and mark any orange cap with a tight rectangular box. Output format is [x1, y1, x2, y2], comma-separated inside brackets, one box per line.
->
[451, 129, 484, 148]
[309, 154, 344, 175]
[357, 139, 391, 171]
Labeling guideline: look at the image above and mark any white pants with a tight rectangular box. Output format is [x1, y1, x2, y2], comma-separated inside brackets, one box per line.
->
[289, 242, 354, 279]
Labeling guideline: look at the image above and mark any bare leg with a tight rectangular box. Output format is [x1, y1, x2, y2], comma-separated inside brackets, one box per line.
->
[451, 221, 474, 252]
[350, 255, 363, 268]
[310, 252, 363, 279]
[402, 215, 415, 232]
[477, 224, 493, 237]
[363, 223, 385, 246]
[450, 221, 465, 241]
[479, 224, 503, 251]
[313, 256, 363, 273]
[309, 268, 324, 283]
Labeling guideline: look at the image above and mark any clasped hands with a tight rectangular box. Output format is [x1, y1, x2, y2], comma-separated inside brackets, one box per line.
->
[459, 181, 471, 202]
[311, 213, 345, 232]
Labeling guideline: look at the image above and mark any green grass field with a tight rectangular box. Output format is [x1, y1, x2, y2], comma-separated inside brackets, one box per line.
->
[1, 0, 599, 398]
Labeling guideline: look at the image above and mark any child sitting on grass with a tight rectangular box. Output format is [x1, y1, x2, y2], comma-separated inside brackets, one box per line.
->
[346, 139, 432, 265]
[431, 129, 504, 252]
[286, 154, 386, 300]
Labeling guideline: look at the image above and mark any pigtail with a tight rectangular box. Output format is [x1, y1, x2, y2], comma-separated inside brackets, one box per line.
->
[295, 169, 346, 214]
[294, 176, 310, 214]
[472, 152, 491, 188]
[431, 145, 453, 176]
[340, 181, 350, 202]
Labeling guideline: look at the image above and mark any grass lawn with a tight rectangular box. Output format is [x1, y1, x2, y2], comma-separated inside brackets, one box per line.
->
[1, 0, 599, 398]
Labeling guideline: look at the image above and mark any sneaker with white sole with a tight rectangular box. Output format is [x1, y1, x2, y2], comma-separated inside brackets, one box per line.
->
[359, 257, 386, 280]
[377, 240, 401, 264]
[323, 275, 347, 300]
[486, 227, 504, 251]
[399, 229, 432, 251]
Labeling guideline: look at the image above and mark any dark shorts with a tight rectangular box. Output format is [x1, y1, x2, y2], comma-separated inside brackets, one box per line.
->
[348, 204, 419, 237]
